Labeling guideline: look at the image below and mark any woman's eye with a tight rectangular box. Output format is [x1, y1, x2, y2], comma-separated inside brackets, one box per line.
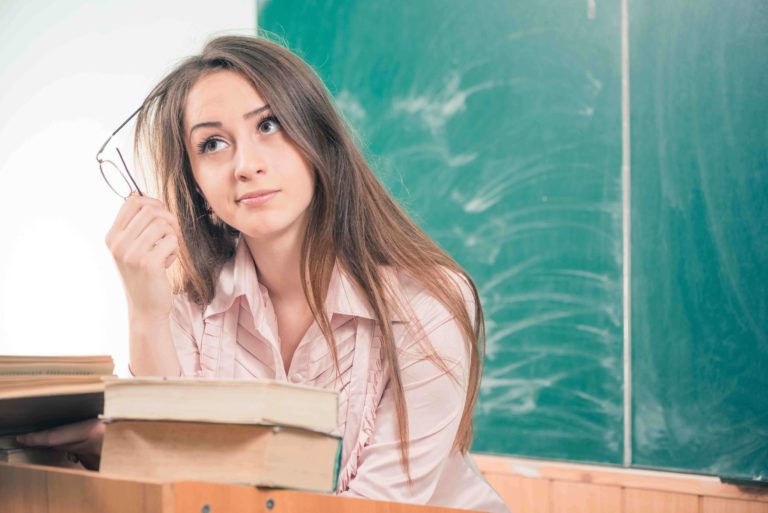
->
[258, 116, 281, 135]
[198, 138, 228, 154]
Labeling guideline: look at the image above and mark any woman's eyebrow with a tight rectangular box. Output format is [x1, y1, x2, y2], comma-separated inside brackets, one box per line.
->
[243, 104, 271, 119]
[188, 104, 272, 137]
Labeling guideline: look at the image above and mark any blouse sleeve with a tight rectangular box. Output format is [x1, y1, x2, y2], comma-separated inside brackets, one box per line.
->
[169, 293, 204, 378]
[340, 279, 475, 502]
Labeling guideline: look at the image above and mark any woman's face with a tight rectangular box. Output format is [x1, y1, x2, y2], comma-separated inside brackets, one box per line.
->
[184, 70, 315, 244]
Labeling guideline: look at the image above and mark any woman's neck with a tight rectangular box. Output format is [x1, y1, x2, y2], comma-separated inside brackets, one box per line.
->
[243, 232, 305, 304]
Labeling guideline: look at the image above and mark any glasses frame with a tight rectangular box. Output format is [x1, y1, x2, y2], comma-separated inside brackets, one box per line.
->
[96, 107, 144, 198]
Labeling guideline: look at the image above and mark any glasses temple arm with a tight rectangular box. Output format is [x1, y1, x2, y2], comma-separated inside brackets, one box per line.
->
[96, 106, 143, 161]
[116, 148, 143, 197]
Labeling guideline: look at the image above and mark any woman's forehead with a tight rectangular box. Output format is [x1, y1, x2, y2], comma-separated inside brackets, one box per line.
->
[184, 70, 267, 129]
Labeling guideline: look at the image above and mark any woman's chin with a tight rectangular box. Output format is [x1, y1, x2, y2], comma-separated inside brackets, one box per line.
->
[239, 224, 296, 243]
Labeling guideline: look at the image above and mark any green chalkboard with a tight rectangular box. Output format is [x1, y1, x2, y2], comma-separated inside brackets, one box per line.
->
[260, 0, 624, 466]
[630, 0, 768, 479]
[258, 0, 767, 479]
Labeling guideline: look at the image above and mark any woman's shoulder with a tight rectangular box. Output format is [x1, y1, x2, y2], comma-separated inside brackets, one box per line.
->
[382, 266, 477, 369]
[385, 265, 477, 326]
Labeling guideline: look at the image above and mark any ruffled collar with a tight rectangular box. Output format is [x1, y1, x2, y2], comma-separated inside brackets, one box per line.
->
[203, 237, 406, 323]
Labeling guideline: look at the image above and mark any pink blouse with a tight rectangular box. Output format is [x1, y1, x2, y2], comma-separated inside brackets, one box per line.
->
[168, 239, 510, 513]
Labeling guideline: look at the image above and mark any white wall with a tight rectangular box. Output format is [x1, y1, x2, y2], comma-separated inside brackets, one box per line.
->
[0, 0, 256, 375]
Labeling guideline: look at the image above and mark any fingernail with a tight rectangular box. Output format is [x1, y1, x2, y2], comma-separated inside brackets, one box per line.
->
[16, 434, 27, 444]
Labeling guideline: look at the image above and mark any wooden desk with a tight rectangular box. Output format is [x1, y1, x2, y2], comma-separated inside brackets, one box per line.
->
[0, 462, 467, 513]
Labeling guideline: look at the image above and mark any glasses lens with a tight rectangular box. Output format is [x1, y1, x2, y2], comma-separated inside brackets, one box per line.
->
[100, 160, 133, 198]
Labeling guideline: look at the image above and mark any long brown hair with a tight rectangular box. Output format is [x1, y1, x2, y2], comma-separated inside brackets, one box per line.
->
[135, 34, 485, 480]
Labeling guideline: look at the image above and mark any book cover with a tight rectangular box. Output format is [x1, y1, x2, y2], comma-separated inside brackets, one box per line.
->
[0, 355, 113, 436]
[102, 377, 339, 434]
[100, 420, 342, 493]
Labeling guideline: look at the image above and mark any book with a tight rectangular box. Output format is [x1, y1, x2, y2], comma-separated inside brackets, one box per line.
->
[0, 447, 83, 468]
[102, 377, 338, 434]
[99, 420, 342, 492]
[0, 374, 105, 398]
[0, 355, 114, 376]
[0, 355, 113, 436]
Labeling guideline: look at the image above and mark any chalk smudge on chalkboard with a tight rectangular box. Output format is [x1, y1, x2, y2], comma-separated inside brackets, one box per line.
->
[574, 324, 615, 345]
[453, 145, 593, 213]
[440, 226, 501, 265]
[456, 219, 615, 258]
[457, 161, 562, 213]
[334, 89, 367, 123]
[480, 257, 543, 296]
[386, 143, 477, 171]
[586, 71, 604, 94]
[485, 292, 615, 319]
[486, 310, 591, 348]
[552, 269, 615, 287]
[480, 375, 566, 415]
[392, 73, 499, 135]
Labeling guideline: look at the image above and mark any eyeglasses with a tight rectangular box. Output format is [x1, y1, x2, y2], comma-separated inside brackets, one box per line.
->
[96, 107, 144, 198]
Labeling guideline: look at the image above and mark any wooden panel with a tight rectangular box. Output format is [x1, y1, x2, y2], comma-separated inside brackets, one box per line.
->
[702, 498, 768, 513]
[1, 463, 468, 513]
[47, 469, 169, 513]
[171, 481, 468, 513]
[0, 461, 169, 513]
[624, 489, 699, 513]
[484, 472, 550, 513]
[551, 481, 622, 513]
[0, 462, 48, 513]
[473, 454, 768, 502]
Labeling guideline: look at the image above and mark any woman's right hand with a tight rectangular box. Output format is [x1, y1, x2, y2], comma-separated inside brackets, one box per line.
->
[105, 194, 182, 323]
[16, 419, 105, 471]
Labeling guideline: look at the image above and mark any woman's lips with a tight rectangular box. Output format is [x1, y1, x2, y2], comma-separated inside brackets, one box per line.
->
[237, 190, 279, 206]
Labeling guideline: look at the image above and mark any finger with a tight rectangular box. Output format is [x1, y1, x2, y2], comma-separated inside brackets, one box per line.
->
[112, 199, 181, 255]
[107, 197, 159, 251]
[164, 252, 178, 268]
[119, 223, 177, 274]
[46, 437, 99, 454]
[45, 437, 103, 471]
[16, 419, 102, 447]
[120, 203, 178, 245]
[132, 220, 177, 258]
[109, 195, 162, 236]
[149, 234, 180, 269]
[133, 232, 179, 271]
[108, 196, 180, 246]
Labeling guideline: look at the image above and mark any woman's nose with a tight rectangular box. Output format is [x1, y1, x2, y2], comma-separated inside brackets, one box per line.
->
[234, 143, 266, 180]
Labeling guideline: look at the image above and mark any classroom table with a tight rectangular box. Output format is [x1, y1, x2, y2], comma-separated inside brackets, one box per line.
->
[0, 461, 466, 513]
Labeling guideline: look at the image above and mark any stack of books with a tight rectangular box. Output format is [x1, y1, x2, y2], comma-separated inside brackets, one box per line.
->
[0, 355, 114, 467]
[99, 377, 342, 493]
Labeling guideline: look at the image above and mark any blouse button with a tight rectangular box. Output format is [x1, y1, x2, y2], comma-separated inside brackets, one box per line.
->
[289, 373, 303, 383]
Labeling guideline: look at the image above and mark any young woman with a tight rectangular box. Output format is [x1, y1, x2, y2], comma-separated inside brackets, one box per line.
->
[17, 35, 510, 513]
